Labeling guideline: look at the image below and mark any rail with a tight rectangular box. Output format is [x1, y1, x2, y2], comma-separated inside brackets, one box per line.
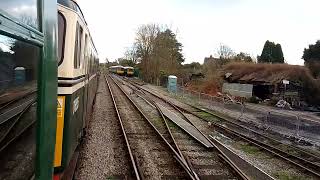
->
[104, 74, 141, 180]
[119, 76, 263, 180]
[107, 74, 197, 179]
[176, 86, 320, 144]
[124, 77, 320, 179]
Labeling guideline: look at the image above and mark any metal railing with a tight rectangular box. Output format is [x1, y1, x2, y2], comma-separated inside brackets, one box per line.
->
[175, 86, 320, 145]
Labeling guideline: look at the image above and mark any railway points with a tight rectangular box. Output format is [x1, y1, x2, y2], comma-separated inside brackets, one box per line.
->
[106, 74, 195, 179]
[113, 75, 273, 179]
[115, 74, 320, 180]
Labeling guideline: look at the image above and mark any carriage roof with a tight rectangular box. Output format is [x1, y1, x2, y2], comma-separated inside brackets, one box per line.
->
[109, 65, 124, 69]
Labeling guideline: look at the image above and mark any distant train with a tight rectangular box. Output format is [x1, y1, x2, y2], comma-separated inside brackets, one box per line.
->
[109, 65, 125, 76]
[124, 66, 134, 77]
[110, 65, 135, 76]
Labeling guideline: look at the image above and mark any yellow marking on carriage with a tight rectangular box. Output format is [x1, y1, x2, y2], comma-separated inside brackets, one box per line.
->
[54, 96, 65, 167]
[117, 70, 124, 74]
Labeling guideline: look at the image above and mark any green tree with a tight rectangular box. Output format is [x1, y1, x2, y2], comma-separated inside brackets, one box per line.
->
[258, 40, 284, 63]
[154, 29, 184, 64]
[273, 44, 284, 63]
[302, 40, 320, 78]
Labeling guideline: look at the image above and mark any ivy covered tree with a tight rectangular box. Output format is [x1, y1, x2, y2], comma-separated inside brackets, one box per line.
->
[154, 29, 184, 64]
[134, 24, 185, 83]
[302, 40, 320, 78]
[117, 58, 135, 67]
[258, 40, 284, 63]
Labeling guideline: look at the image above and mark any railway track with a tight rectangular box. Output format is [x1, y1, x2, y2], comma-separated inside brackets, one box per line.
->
[0, 100, 37, 179]
[119, 81, 243, 179]
[76, 74, 135, 179]
[106, 75, 195, 179]
[182, 105, 320, 178]
[0, 91, 37, 125]
[185, 105, 320, 158]
[0, 92, 37, 153]
[114, 75, 274, 180]
[0, 91, 37, 179]
[120, 76, 320, 179]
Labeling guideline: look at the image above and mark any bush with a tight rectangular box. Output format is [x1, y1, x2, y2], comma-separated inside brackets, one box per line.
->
[248, 96, 260, 104]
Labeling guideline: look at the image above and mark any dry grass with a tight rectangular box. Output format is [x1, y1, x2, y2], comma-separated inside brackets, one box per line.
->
[185, 69, 223, 96]
[224, 62, 314, 84]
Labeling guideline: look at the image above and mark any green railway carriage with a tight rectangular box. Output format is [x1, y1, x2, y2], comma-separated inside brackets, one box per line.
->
[0, 0, 98, 179]
[55, 0, 98, 179]
[0, 0, 58, 179]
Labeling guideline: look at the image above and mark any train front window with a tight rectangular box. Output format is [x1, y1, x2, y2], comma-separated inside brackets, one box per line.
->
[0, 0, 39, 29]
[58, 12, 66, 65]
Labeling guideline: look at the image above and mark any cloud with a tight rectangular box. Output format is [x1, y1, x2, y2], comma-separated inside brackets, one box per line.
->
[77, 0, 320, 65]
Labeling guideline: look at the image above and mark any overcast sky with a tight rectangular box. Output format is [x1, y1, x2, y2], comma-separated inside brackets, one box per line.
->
[78, 0, 320, 65]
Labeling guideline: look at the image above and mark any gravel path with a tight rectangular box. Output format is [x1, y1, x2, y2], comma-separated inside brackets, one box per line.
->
[74, 75, 132, 180]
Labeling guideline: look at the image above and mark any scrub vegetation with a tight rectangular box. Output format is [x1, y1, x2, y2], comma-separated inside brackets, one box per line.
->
[273, 171, 308, 180]
[102, 23, 320, 107]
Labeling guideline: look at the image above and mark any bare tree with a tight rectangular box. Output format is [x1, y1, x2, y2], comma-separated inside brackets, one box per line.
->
[216, 43, 235, 60]
[124, 44, 138, 64]
[135, 24, 160, 82]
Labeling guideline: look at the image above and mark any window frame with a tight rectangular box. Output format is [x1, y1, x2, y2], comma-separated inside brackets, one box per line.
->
[74, 22, 83, 69]
[79, 25, 83, 68]
[82, 34, 88, 68]
[74, 22, 79, 69]
[58, 12, 66, 66]
[0, 0, 44, 46]
[0, 0, 58, 179]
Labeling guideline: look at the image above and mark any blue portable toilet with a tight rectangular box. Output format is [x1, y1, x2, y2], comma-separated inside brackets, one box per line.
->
[14, 67, 26, 85]
[167, 75, 177, 93]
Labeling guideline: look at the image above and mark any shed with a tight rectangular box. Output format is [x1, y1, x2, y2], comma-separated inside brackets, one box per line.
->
[223, 63, 310, 106]
[167, 75, 177, 93]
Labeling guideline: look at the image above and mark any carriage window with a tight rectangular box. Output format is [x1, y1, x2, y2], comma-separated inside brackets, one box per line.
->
[0, 0, 39, 29]
[0, 34, 39, 178]
[0, 34, 39, 103]
[79, 26, 83, 68]
[74, 23, 82, 69]
[82, 34, 88, 67]
[58, 12, 66, 65]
